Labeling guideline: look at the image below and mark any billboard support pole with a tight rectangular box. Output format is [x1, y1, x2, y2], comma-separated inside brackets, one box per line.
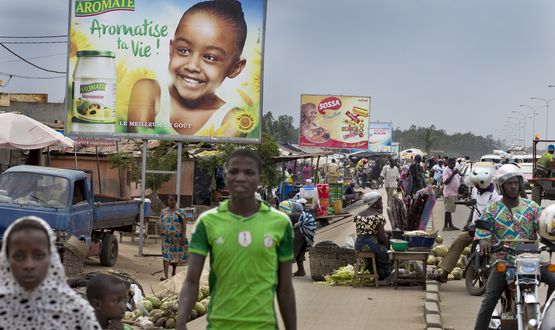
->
[176, 142, 183, 207]
[139, 139, 147, 257]
[95, 146, 102, 195]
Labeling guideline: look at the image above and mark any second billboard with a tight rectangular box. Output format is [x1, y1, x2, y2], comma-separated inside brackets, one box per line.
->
[299, 94, 370, 149]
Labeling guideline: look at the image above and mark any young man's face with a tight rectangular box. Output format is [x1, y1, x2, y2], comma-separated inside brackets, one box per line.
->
[502, 176, 521, 199]
[448, 159, 456, 169]
[224, 157, 261, 199]
[93, 284, 128, 321]
[8, 229, 50, 291]
[169, 12, 246, 105]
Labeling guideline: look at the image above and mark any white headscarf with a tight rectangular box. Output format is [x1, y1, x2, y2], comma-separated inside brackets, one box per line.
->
[362, 191, 381, 206]
[0, 216, 101, 330]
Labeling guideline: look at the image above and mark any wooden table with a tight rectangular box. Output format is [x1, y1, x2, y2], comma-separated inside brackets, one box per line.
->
[389, 249, 431, 289]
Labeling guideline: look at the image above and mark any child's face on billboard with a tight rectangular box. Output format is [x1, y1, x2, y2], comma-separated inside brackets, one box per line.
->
[169, 12, 246, 105]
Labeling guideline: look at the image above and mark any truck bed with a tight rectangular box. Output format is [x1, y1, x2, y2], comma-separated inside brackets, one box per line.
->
[93, 195, 145, 231]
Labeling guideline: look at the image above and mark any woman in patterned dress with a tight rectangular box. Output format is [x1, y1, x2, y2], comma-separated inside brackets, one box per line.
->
[160, 195, 188, 281]
[354, 191, 392, 280]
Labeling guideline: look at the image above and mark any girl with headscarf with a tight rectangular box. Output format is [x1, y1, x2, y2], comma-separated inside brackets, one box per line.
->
[354, 192, 392, 280]
[0, 216, 101, 329]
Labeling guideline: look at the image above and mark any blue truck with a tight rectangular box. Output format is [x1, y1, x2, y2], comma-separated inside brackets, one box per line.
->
[0, 165, 147, 266]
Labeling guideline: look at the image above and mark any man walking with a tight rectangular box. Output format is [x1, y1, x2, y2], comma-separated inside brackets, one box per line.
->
[442, 158, 460, 231]
[176, 149, 297, 330]
[380, 158, 400, 201]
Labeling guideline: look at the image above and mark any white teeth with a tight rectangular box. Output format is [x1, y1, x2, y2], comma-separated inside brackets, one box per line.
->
[182, 77, 201, 85]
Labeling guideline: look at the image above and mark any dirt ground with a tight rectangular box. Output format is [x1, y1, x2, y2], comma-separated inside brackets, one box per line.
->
[81, 222, 203, 296]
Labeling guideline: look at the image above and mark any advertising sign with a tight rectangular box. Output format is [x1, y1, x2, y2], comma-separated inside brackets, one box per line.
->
[66, 0, 266, 143]
[368, 122, 393, 152]
[299, 94, 370, 149]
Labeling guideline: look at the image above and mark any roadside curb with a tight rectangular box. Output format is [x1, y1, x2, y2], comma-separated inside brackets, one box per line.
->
[425, 280, 444, 329]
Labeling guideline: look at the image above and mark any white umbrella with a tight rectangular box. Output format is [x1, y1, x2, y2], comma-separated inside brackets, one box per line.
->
[0, 112, 74, 150]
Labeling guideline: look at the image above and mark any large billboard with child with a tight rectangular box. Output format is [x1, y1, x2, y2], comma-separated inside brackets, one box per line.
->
[299, 94, 371, 149]
[66, 0, 266, 143]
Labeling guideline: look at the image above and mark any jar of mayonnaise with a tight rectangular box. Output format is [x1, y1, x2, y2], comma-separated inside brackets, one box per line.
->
[72, 50, 116, 134]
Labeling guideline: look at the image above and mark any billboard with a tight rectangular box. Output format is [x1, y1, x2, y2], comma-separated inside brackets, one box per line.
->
[299, 94, 370, 149]
[66, 0, 266, 143]
[391, 142, 400, 157]
[368, 122, 393, 152]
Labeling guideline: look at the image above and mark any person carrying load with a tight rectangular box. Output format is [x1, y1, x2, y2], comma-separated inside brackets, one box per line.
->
[536, 144, 555, 177]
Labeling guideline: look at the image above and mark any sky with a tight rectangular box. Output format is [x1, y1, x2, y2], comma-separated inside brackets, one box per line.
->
[1, 0, 555, 143]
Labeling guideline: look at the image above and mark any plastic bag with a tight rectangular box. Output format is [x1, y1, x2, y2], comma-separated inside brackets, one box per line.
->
[344, 233, 356, 249]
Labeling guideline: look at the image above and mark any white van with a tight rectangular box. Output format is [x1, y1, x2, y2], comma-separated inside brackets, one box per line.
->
[480, 154, 501, 164]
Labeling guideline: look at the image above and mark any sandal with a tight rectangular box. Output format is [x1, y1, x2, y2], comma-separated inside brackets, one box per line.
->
[159, 277, 167, 281]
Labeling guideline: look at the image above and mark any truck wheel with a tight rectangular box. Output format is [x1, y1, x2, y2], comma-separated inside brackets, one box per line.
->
[532, 186, 542, 205]
[100, 233, 118, 267]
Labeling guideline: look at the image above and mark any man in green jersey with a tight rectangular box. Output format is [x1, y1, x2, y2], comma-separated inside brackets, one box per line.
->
[176, 149, 297, 330]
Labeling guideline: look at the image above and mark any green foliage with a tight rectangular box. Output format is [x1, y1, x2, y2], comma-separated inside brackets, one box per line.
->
[196, 132, 280, 188]
[263, 111, 298, 144]
[393, 126, 505, 159]
[108, 140, 191, 193]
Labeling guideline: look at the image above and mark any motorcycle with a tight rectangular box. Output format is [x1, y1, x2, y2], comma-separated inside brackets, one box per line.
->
[486, 241, 554, 330]
[369, 176, 384, 190]
[456, 199, 492, 296]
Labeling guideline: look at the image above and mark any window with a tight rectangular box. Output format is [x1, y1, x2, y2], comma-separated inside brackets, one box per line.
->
[72, 180, 86, 206]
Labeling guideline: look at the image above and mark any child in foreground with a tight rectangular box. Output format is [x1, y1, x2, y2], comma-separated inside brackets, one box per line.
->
[87, 273, 131, 330]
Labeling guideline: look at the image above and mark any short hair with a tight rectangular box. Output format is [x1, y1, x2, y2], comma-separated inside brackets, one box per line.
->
[86, 274, 128, 301]
[6, 219, 50, 256]
[227, 149, 262, 173]
[182, 0, 247, 57]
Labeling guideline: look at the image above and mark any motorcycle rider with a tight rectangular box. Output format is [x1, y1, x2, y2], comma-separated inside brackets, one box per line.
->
[432, 166, 501, 283]
[474, 164, 555, 330]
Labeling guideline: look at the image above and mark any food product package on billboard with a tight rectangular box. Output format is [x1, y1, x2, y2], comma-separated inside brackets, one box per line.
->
[299, 95, 370, 149]
[368, 122, 393, 152]
[66, 0, 266, 142]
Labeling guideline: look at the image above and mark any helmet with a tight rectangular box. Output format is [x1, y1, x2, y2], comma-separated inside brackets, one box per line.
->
[539, 204, 555, 241]
[279, 200, 293, 214]
[494, 164, 524, 195]
[470, 167, 494, 189]
[549, 144, 555, 151]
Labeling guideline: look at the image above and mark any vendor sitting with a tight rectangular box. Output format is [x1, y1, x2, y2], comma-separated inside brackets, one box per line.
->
[354, 192, 392, 280]
[343, 182, 360, 205]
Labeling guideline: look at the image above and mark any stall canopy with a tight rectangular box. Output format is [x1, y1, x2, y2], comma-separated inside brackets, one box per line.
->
[0, 112, 74, 149]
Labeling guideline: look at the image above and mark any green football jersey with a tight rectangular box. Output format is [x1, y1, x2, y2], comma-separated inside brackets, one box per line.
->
[189, 200, 294, 330]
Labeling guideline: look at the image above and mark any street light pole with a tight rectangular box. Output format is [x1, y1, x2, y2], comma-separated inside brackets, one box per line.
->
[530, 97, 555, 139]
[520, 104, 542, 140]
[511, 111, 530, 146]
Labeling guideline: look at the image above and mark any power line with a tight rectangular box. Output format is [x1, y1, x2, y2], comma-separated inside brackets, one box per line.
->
[1, 41, 67, 44]
[0, 52, 67, 65]
[0, 35, 67, 39]
[0, 42, 66, 74]
[0, 71, 66, 79]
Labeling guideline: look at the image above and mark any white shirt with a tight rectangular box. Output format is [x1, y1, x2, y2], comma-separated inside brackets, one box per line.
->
[380, 165, 400, 188]
[470, 186, 502, 222]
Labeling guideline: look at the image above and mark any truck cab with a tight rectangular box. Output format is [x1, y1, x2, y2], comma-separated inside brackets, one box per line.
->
[0, 165, 143, 266]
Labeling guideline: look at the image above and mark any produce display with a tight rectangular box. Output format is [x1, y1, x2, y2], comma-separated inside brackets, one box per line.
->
[124, 286, 210, 329]
[323, 264, 376, 286]
[426, 236, 472, 281]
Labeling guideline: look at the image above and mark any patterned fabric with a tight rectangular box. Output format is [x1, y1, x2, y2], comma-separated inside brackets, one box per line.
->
[0, 217, 100, 330]
[160, 207, 189, 263]
[354, 235, 391, 280]
[474, 198, 541, 268]
[354, 214, 386, 236]
[295, 211, 316, 246]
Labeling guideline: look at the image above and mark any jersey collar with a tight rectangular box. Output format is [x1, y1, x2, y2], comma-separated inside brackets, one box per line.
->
[217, 199, 271, 213]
